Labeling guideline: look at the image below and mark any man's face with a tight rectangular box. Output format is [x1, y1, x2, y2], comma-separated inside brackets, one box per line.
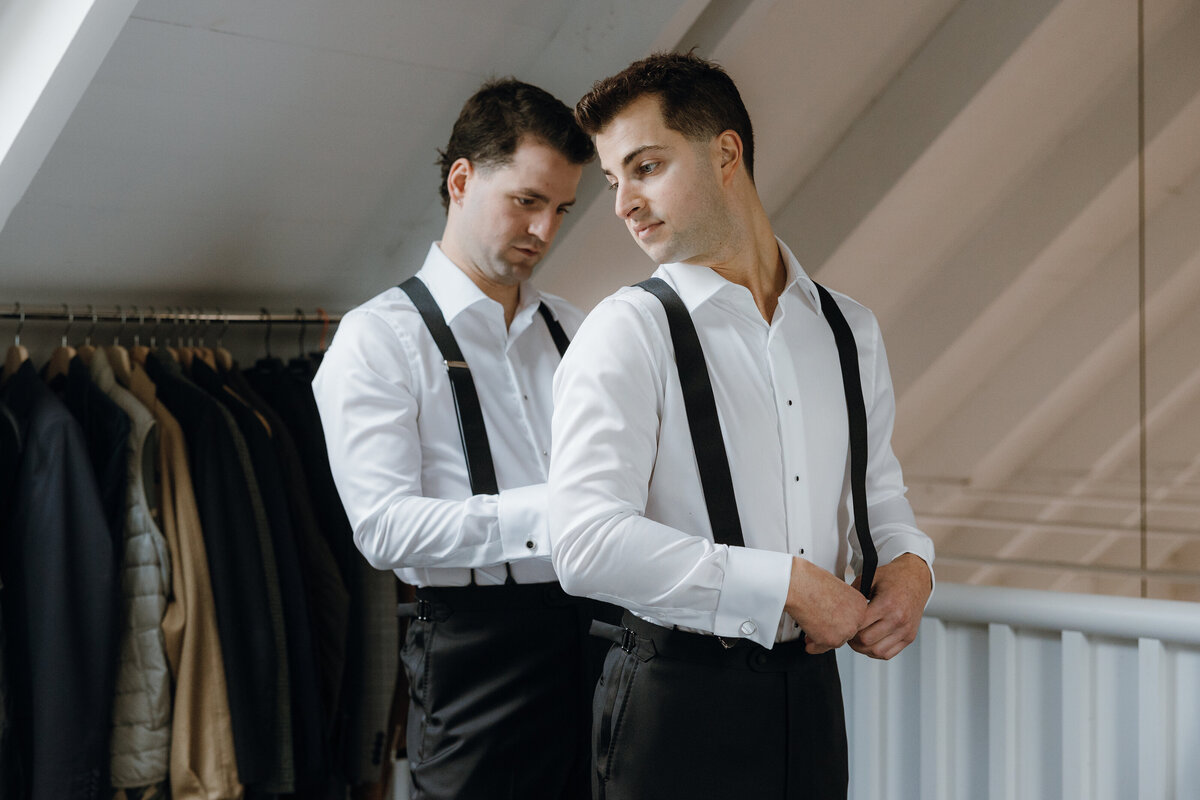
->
[595, 95, 730, 265]
[454, 137, 582, 290]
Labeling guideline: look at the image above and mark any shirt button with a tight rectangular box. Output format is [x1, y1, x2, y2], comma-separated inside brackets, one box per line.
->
[799, 548, 805, 555]
[787, 400, 793, 406]
[525, 540, 537, 551]
[794, 475, 800, 482]
[739, 620, 757, 636]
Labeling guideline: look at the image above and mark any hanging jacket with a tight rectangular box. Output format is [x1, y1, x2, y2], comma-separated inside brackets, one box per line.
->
[90, 349, 173, 788]
[0, 400, 20, 798]
[0, 360, 117, 800]
[126, 361, 243, 800]
[143, 351, 284, 790]
[192, 358, 326, 794]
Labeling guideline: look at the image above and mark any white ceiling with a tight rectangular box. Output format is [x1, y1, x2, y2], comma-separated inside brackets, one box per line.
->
[1, 0, 1198, 600]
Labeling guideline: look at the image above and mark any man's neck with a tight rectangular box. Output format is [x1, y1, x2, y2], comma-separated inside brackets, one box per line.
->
[438, 240, 522, 329]
[699, 214, 785, 323]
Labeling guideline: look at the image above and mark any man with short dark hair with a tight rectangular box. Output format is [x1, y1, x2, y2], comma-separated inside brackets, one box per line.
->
[550, 53, 935, 799]
[314, 78, 605, 800]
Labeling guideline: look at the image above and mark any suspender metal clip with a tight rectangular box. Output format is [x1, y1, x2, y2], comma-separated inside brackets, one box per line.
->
[443, 359, 469, 371]
[417, 598, 433, 621]
[620, 627, 637, 654]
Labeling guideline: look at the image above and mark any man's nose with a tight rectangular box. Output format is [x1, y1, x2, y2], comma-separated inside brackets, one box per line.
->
[615, 183, 643, 220]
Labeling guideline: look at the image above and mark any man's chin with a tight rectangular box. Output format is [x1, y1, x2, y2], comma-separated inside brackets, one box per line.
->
[635, 239, 677, 265]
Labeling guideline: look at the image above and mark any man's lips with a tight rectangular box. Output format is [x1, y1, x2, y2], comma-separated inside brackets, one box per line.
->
[632, 220, 662, 239]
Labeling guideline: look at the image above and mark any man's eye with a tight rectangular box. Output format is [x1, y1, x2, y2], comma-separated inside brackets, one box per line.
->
[638, 162, 658, 174]
[606, 182, 618, 191]
[516, 197, 534, 206]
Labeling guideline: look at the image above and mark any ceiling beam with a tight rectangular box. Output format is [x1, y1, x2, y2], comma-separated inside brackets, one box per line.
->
[892, 2, 1200, 460]
[771, 0, 1189, 325]
[928, 163, 1200, 516]
[0, 0, 139, 234]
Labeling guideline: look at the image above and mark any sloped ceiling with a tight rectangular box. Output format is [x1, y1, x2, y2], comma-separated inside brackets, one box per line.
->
[1, 0, 1198, 599]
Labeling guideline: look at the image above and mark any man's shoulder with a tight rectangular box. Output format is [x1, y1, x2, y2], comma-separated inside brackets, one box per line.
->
[340, 285, 422, 335]
[812, 282, 881, 340]
[581, 284, 666, 330]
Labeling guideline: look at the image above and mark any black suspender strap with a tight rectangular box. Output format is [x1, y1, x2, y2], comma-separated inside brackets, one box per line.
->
[399, 276, 498, 495]
[636, 277, 878, 598]
[636, 278, 746, 549]
[398, 275, 571, 490]
[399, 276, 572, 586]
[536, 303, 571, 357]
[814, 283, 877, 599]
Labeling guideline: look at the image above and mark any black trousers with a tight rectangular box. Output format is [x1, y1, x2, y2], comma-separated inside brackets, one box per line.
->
[593, 613, 849, 800]
[400, 581, 619, 800]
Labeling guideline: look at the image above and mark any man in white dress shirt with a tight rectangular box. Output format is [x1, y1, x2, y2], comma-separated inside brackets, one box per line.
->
[549, 53, 935, 799]
[313, 79, 610, 800]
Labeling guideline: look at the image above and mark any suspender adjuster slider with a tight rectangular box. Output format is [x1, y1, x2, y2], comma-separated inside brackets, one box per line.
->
[443, 359, 469, 371]
[417, 599, 433, 621]
[620, 628, 636, 654]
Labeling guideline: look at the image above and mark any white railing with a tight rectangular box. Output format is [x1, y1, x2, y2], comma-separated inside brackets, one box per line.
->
[838, 583, 1200, 800]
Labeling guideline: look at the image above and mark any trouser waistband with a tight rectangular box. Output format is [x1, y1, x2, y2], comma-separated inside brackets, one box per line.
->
[592, 611, 820, 672]
[397, 580, 587, 620]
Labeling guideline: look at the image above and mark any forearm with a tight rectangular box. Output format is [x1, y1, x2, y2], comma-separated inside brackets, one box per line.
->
[350, 482, 550, 571]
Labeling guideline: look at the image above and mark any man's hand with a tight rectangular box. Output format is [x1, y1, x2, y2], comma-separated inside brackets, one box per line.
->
[849, 553, 932, 660]
[784, 557, 869, 655]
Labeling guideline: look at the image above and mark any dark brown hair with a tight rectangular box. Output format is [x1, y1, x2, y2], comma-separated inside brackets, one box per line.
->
[575, 51, 754, 179]
[437, 78, 595, 211]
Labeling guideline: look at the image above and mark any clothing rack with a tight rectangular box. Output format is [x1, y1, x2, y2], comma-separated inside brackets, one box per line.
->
[1, 303, 342, 349]
[0, 304, 341, 325]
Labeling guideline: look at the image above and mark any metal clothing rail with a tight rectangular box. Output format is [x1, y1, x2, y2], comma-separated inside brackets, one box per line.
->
[0, 303, 342, 325]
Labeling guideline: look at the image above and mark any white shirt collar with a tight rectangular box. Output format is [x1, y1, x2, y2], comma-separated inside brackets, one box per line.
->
[416, 243, 544, 325]
[657, 237, 821, 316]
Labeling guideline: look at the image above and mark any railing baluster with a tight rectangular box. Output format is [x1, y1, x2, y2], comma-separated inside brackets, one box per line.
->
[1061, 629, 1092, 800]
[988, 623, 1017, 800]
[1138, 637, 1165, 800]
[851, 653, 884, 800]
[920, 618, 951, 800]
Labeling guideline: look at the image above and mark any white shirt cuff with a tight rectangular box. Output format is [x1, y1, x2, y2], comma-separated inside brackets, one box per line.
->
[498, 483, 550, 561]
[713, 547, 793, 649]
[877, 535, 937, 601]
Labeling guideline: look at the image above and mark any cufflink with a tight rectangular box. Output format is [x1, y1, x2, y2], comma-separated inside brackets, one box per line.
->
[739, 620, 758, 636]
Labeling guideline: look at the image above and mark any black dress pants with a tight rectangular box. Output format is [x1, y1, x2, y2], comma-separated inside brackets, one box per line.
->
[401, 581, 618, 800]
[593, 613, 848, 800]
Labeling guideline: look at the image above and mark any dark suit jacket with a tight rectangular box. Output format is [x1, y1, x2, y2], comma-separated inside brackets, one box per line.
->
[0, 360, 116, 800]
[0, 400, 21, 799]
[49, 357, 129, 561]
[193, 358, 330, 795]
[145, 351, 278, 785]
[243, 358, 398, 785]
[224, 365, 349, 752]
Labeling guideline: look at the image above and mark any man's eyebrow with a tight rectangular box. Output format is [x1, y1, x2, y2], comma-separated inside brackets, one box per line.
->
[603, 144, 670, 175]
[621, 144, 668, 168]
[516, 188, 577, 207]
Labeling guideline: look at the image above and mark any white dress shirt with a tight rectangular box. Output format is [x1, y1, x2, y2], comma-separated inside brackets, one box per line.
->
[549, 239, 934, 648]
[313, 243, 583, 586]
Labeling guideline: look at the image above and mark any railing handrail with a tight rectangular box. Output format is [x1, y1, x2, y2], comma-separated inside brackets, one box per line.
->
[926, 582, 1200, 645]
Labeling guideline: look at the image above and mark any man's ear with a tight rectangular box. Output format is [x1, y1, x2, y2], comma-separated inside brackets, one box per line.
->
[446, 157, 473, 207]
[714, 130, 743, 184]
